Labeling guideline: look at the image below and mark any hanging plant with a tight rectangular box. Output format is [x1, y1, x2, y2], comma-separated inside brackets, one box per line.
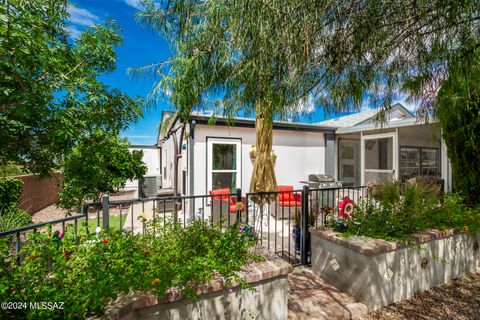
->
[249, 145, 276, 166]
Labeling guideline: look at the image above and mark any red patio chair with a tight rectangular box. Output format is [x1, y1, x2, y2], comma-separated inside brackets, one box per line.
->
[270, 185, 302, 219]
[209, 188, 245, 227]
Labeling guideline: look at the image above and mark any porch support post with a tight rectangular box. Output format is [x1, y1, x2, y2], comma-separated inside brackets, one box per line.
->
[360, 131, 365, 185]
[441, 137, 452, 192]
[394, 127, 399, 181]
[324, 132, 335, 176]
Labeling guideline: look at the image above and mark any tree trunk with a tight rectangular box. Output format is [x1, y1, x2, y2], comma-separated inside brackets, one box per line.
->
[249, 100, 277, 203]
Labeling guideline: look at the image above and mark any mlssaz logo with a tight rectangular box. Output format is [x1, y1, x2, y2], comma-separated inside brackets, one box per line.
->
[30, 302, 65, 310]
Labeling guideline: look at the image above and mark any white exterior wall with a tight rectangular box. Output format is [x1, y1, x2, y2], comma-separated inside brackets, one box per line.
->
[160, 129, 188, 191]
[125, 146, 161, 189]
[192, 124, 326, 196]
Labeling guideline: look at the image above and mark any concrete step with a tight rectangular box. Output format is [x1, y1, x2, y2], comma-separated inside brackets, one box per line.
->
[288, 267, 368, 320]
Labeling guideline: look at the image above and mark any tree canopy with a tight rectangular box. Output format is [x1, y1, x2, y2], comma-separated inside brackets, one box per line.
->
[134, 0, 479, 195]
[0, 0, 143, 176]
[137, 0, 480, 120]
[58, 131, 146, 209]
[436, 41, 480, 204]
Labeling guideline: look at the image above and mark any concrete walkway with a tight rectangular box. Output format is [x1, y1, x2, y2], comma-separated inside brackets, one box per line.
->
[288, 267, 368, 320]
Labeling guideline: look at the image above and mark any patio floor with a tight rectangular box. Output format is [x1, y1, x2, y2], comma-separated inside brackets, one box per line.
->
[288, 267, 368, 320]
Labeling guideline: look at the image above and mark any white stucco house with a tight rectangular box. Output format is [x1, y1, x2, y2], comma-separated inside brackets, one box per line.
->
[153, 103, 452, 198]
[125, 144, 161, 190]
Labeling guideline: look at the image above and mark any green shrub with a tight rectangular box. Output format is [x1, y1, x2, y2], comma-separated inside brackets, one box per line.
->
[58, 131, 146, 210]
[0, 220, 260, 319]
[370, 180, 400, 206]
[0, 178, 23, 208]
[0, 206, 32, 233]
[336, 181, 480, 242]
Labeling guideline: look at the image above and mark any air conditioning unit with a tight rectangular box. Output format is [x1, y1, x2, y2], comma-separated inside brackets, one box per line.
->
[139, 175, 162, 198]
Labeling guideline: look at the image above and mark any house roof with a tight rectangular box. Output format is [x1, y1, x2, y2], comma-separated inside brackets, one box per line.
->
[155, 103, 422, 144]
[336, 116, 438, 134]
[189, 112, 336, 132]
[156, 110, 337, 145]
[315, 108, 379, 128]
[315, 103, 414, 128]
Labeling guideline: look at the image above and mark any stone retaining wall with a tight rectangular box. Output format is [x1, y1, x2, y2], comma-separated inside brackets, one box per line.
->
[105, 249, 292, 320]
[310, 228, 480, 311]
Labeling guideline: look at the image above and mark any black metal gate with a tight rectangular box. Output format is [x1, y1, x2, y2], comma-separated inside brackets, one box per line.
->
[246, 186, 366, 266]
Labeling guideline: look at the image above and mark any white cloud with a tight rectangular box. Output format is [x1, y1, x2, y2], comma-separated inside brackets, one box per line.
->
[66, 26, 82, 39]
[294, 95, 316, 114]
[67, 5, 100, 27]
[123, 0, 144, 9]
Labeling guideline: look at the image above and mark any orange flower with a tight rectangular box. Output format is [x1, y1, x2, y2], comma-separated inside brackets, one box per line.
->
[464, 226, 470, 232]
[151, 278, 161, 285]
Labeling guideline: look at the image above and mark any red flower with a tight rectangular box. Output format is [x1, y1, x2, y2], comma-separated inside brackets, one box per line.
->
[103, 239, 109, 244]
[63, 251, 71, 260]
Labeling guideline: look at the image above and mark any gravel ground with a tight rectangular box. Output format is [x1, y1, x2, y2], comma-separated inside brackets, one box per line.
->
[361, 271, 480, 320]
[32, 189, 137, 224]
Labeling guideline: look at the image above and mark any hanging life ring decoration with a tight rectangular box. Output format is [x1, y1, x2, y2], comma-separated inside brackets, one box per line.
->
[338, 196, 355, 219]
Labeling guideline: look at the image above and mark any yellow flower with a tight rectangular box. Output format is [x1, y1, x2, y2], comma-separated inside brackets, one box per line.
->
[235, 202, 244, 211]
[151, 278, 161, 285]
[464, 226, 470, 232]
[137, 212, 148, 221]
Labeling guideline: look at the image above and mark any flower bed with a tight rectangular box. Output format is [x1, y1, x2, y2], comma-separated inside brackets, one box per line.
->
[105, 248, 292, 320]
[310, 228, 480, 310]
[312, 180, 480, 310]
[0, 220, 263, 319]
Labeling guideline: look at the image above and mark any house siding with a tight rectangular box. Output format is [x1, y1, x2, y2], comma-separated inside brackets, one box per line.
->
[192, 124, 326, 196]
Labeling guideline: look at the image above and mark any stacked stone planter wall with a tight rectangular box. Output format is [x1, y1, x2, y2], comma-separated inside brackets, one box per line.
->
[310, 228, 480, 311]
[106, 250, 292, 320]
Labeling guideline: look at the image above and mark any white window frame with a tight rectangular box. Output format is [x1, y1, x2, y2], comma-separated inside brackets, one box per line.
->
[207, 138, 242, 192]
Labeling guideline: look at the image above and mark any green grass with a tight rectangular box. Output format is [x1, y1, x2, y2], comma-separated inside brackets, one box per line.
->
[78, 215, 127, 234]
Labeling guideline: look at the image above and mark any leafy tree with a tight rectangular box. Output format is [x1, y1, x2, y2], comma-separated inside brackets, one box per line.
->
[134, 0, 479, 195]
[436, 42, 480, 205]
[0, 0, 142, 176]
[58, 131, 146, 209]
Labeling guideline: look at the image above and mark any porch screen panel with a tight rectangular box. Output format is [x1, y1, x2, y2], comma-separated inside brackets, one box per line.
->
[364, 137, 395, 184]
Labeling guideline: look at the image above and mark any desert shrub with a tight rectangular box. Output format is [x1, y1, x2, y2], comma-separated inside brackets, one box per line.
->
[370, 180, 400, 206]
[336, 181, 480, 242]
[0, 206, 32, 233]
[0, 178, 31, 233]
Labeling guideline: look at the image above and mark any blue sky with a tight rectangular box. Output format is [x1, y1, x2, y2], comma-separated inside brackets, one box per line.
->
[67, 1, 409, 145]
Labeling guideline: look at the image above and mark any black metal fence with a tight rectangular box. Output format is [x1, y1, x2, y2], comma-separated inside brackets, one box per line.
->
[0, 186, 366, 266]
[246, 185, 366, 266]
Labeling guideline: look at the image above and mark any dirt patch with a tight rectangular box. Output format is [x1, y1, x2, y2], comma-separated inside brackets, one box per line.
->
[361, 271, 480, 320]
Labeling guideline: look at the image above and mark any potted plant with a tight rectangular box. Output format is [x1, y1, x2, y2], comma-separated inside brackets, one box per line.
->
[292, 208, 317, 253]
